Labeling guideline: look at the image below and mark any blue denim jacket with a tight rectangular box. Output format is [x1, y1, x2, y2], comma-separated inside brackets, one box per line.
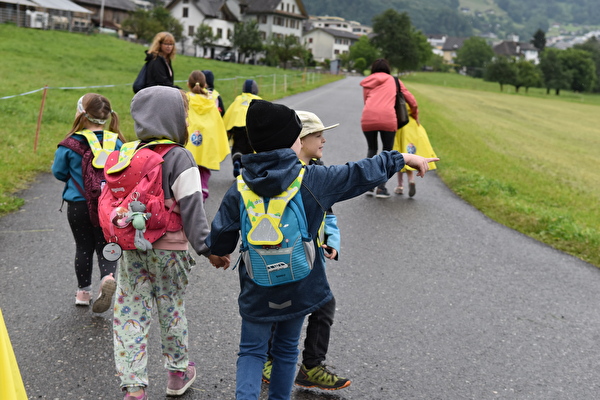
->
[208, 148, 406, 322]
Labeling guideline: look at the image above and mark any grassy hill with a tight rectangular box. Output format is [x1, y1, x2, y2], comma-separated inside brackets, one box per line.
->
[0, 24, 340, 214]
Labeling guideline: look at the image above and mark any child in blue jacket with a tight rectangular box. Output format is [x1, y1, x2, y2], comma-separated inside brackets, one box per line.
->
[207, 100, 438, 400]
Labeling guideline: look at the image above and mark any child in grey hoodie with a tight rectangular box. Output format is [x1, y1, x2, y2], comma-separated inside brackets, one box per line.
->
[112, 86, 226, 400]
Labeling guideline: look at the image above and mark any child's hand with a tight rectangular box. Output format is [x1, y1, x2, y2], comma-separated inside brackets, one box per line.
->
[402, 154, 440, 178]
[322, 244, 337, 260]
[209, 254, 231, 269]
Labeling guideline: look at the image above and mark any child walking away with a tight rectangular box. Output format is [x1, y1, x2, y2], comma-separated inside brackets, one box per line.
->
[184, 70, 230, 202]
[107, 86, 227, 400]
[261, 110, 350, 391]
[222, 79, 261, 177]
[207, 100, 438, 399]
[393, 102, 437, 197]
[52, 93, 125, 313]
[202, 70, 225, 116]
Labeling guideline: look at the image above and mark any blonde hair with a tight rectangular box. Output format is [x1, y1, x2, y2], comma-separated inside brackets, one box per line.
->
[66, 93, 125, 141]
[187, 70, 207, 95]
[149, 32, 177, 62]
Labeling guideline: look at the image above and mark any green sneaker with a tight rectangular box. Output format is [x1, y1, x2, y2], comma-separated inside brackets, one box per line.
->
[262, 360, 272, 383]
[294, 364, 351, 391]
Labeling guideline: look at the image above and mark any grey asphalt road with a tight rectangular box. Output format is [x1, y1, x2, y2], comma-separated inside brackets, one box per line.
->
[1, 76, 599, 400]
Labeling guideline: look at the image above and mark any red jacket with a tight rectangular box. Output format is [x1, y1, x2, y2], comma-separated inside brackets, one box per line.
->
[360, 72, 418, 132]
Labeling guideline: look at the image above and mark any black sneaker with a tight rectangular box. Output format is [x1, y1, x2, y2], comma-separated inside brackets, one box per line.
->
[408, 182, 416, 197]
[295, 364, 351, 391]
[375, 187, 390, 198]
[365, 188, 375, 196]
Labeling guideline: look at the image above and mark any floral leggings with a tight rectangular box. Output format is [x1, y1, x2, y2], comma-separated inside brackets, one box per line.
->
[113, 249, 196, 390]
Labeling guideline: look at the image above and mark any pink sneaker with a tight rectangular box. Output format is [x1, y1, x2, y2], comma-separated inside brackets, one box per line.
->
[166, 362, 196, 396]
[123, 389, 147, 400]
[92, 274, 116, 313]
[75, 290, 91, 306]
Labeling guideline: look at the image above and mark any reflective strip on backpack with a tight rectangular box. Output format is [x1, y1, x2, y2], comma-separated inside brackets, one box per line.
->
[76, 129, 119, 169]
[237, 168, 305, 246]
[106, 139, 177, 174]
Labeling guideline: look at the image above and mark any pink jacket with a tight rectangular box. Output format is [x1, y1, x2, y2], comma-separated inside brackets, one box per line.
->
[360, 72, 418, 132]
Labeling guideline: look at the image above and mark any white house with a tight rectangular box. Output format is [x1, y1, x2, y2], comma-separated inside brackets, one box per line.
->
[166, 0, 241, 57]
[303, 27, 359, 62]
[241, 0, 308, 41]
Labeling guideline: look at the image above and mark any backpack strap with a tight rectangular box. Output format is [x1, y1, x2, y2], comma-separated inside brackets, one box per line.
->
[237, 167, 305, 245]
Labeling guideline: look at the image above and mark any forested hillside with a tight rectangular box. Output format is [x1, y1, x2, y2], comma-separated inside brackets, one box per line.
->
[302, 0, 600, 40]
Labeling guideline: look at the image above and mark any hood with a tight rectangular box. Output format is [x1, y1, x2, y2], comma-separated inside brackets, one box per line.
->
[202, 70, 215, 89]
[131, 86, 188, 145]
[187, 92, 215, 115]
[360, 72, 392, 90]
[144, 50, 155, 62]
[241, 148, 302, 198]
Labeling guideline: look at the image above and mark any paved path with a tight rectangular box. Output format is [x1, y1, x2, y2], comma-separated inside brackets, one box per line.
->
[1, 76, 599, 399]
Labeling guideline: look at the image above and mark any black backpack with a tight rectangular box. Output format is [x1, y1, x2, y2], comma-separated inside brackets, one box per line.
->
[133, 63, 148, 93]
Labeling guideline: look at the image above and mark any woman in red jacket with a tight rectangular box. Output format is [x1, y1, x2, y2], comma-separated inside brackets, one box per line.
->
[360, 58, 418, 198]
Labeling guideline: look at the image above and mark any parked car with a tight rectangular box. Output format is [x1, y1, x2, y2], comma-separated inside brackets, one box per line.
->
[215, 50, 236, 63]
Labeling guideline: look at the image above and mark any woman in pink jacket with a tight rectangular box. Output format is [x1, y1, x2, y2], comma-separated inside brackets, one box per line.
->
[360, 58, 418, 198]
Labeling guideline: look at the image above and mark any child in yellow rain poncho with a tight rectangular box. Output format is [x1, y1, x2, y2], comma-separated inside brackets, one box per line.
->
[0, 309, 27, 400]
[184, 70, 230, 202]
[393, 104, 437, 198]
[222, 79, 261, 177]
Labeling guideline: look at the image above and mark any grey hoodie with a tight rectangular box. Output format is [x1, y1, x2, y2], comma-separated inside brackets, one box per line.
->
[130, 86, 210, 256]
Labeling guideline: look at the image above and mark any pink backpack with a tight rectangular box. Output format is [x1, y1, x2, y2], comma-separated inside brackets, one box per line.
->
[98, 141, 182, 251]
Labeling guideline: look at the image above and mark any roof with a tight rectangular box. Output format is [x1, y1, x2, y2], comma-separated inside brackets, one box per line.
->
[442, 37, 466, 51]
[493, 41, 538, 56]
[243, 0, 308, 19]
[74, 0, 136, 12]
[31, 0, 91, 12]
[3, 0, 39, 6]
[307, 27, 360, 41]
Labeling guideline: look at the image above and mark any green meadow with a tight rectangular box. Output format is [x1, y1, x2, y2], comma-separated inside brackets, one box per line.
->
[1, 24, 599, 268]
[402, 72, 600, 267]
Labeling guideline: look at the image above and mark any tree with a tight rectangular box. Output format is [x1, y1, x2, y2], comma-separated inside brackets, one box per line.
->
[232, 20, 263, 64]
[370, 9, 431, 72]
[122, 6, 183, 44]
[573, 37, 600, 92]
[515, 60, 543, 93]
[484, 56, 518, 91]
[538, 48, 571, 95]
[348, 35, 379, 70]
[192, 24, 216, 58]
[455, 37, 495, 78]
[530, 28, 546, 52]
[560, 48, 597, 92]
[265, 35, 306, 69]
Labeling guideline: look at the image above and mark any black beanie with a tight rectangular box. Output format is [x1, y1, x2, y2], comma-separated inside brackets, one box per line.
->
[243, 79, 259, 95]
[202, 70, 215, 89]
[245, 100, 302, 153]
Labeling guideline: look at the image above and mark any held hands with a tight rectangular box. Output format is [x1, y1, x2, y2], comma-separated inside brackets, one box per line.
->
[322, 244, 338, 260]
[402, 154, 440, 178]
[209, 254, 231, 270]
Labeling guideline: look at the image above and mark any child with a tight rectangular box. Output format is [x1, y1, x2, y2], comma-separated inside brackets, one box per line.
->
[112, 86, 226, 400]
[52, 93, 125, 313]
[393, 103, 437, 197]
[184, 70, 230, 202]
[262, 110, 350, 391]
[202, 70, 225, 116]
[207, 100, 438, 399]
[222, 79, 261, 177]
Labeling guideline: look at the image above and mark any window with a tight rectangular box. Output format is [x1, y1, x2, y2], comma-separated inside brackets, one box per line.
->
[217, 28, 223, 38]
[227, 28, 232, 39]
[182, 0, 188, 3]
[188, 25, 194, 36]
[260, 31, 266, 40]
[308, 37, 313, 43]
[334, 49, 340, 54]
[292, 5, 295, 13]
[182, 7, 188, 18]
[286, 4, 289, 12]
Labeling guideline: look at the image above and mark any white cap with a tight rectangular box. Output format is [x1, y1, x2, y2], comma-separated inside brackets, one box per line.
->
[296, 110, 339, 139]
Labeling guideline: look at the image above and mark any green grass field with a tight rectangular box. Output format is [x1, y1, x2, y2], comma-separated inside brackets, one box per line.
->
[2, 24, 599, 268]
[402, 72, 600, 267]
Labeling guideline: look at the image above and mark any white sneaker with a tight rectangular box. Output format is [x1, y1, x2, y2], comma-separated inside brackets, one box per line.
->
[75, 290, 91, 306]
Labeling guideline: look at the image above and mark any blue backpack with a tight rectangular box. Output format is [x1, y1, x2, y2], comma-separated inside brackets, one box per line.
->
[237, 168, 315, 286]
[132, 63, 148, 94]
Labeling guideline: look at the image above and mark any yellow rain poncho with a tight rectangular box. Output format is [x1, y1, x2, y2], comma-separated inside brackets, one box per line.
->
[0, 309, 27, 400]
[393, 105, 437, 172]
[223, 93, 262, 131]
[185, 92, 230, 170]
